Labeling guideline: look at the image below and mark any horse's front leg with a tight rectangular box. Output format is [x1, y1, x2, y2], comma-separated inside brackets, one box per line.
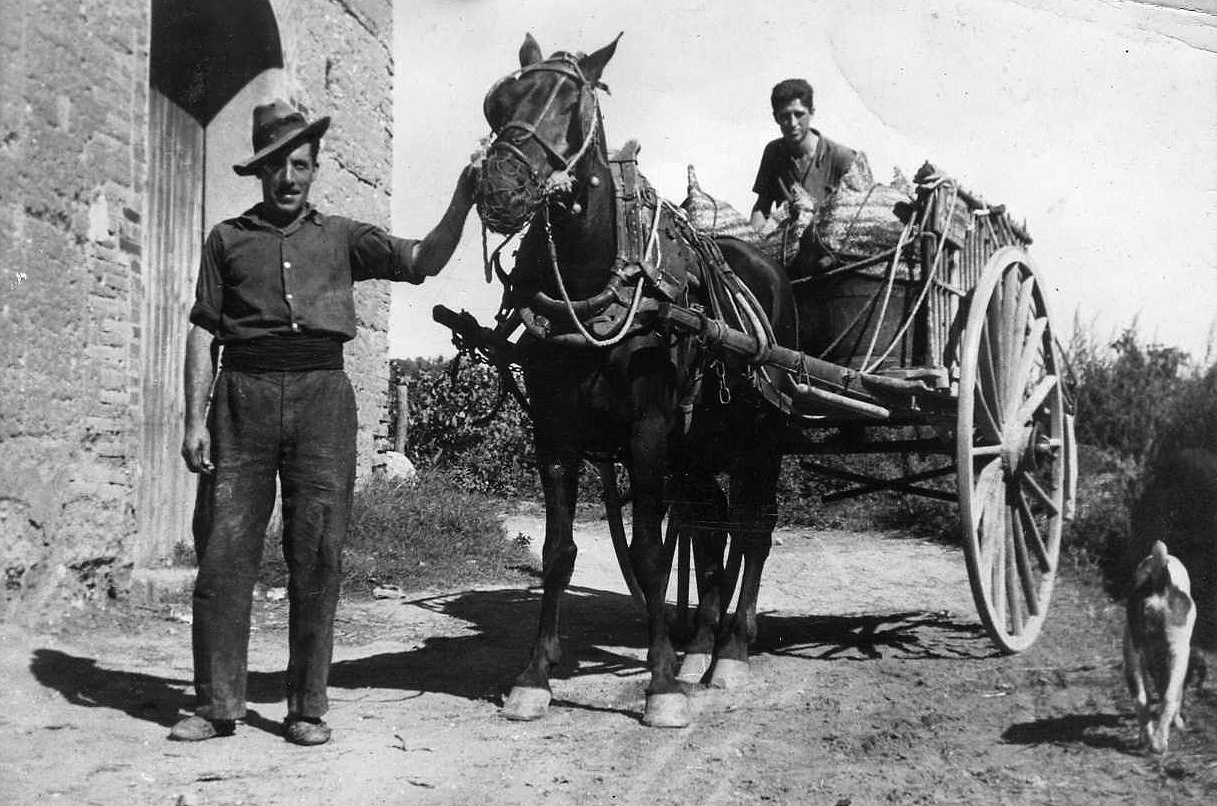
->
[674, 470, 729, 685]
[501, 450, 580, 721]
[710, 450, 780, 689]
[629, 416, 689, 728]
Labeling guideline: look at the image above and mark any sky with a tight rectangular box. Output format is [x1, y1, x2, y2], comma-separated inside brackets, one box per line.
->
[391, 0, 1217, 362]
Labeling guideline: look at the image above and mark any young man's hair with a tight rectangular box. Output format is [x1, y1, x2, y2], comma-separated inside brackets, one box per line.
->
[770, 79, 814, 113]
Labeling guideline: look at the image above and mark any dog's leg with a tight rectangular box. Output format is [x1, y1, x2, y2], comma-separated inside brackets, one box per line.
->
[1123, 622, 1153, 749]
[1156, 605, 1197, 750]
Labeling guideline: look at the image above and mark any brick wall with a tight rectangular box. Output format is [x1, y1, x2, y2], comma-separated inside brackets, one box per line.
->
[0, 0, 150, 616]
[0, 0, 397, 617]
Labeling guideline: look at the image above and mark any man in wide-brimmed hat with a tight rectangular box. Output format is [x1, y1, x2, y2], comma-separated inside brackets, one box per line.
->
[171, 98, 477, 746]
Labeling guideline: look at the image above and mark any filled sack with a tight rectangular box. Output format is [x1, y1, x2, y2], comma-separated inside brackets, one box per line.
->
[814, 152, 912, 260]
[680, 165, 811, 269]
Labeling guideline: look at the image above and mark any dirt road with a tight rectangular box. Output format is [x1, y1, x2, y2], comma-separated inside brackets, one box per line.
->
[2, 515, 1214, 805]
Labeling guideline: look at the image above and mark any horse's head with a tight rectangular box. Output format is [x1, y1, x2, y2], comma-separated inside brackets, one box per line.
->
[476, 33, 620, 235]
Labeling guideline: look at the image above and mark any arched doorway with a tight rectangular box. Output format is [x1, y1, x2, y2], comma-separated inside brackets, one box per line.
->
[140, 0, 284, 564]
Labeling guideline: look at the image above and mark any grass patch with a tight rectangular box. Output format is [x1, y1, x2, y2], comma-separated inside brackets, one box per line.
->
[260, 472, 537, 596]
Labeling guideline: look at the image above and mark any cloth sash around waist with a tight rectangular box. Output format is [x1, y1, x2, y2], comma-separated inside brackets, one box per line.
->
[222, 336, 344, 373]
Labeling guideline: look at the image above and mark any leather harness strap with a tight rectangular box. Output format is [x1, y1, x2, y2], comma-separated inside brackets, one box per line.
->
[607, 140, 687, 303]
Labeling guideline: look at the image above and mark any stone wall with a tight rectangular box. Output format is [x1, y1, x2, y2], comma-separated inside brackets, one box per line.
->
[0, 0, 397, 618]
[0, 0, 151, 616]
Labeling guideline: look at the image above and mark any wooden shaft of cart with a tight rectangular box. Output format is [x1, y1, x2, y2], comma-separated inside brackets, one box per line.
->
[657, 302, 930, 421]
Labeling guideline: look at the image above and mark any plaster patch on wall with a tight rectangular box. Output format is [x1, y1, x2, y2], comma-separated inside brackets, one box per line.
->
[88, 190, 112, 243]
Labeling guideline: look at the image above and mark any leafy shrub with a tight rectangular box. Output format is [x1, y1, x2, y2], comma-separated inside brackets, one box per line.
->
[1062, 320, 1215, 575]
[1064, 445, 1139, 575]
[1069, 320, 1193, 459]
[392, 356, 538, 498]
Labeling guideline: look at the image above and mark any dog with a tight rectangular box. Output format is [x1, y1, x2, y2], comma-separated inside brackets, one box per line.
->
[1123, 540, 1197, 753]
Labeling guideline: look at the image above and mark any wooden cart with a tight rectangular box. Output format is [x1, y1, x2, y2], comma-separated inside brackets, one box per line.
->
[436, 165, 1077, 654]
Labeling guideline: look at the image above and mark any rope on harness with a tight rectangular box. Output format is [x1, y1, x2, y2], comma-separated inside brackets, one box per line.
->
[540, 204, 649, 348]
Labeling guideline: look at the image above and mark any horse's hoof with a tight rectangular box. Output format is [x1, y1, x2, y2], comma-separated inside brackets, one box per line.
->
[501, 686, 551, 721]
[709, 658, 749, 689]
[677, 652, 712, 684]
[642, 692, 691, 728]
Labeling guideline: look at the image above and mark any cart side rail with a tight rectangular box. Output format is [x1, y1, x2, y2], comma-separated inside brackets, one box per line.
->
[918, 170, 1033, 390]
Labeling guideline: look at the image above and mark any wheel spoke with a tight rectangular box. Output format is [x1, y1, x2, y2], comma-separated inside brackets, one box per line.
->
[974, 460, 1003, 582]
[1005, 515, 1024, 635]
[1010, 508, 1041, 615]
[986, 292, 1006, 411]
[974, 383, 1002, 443]
[990, 499, 1007, 625]
[978, 326, 1004, 430]
[1011, 374, 1058, 429]
[1013, 275, 1035, 353]
[1001, 268, 1023, 390]
[1021, 473, 1060, 518]
[1016, 490, 1053, 572]
[1005, 316, 1049, 423]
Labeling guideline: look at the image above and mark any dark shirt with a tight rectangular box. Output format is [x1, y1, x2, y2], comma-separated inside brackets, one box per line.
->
[189, 204, 421, 344]
[752, 129, 857, 208]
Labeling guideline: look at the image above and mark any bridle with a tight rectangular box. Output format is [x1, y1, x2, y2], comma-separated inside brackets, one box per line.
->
[476, 52, 666, 350]
[477, 54, 603, 236]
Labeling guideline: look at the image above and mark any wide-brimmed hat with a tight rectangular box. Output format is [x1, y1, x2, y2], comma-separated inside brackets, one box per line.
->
[232, 98, 331, 176]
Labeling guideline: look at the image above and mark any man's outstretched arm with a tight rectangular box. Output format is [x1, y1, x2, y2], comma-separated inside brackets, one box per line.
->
[411, 165, 479, 278]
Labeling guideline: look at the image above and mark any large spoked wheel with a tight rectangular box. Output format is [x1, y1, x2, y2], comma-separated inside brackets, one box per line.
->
[956, 246, 1071, 653]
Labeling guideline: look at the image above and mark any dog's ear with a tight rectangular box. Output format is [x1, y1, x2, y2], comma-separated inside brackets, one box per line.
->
[520, 33, 543, 67]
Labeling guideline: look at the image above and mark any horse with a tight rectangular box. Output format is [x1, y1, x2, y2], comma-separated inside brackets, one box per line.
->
[474, 32, 796, 727]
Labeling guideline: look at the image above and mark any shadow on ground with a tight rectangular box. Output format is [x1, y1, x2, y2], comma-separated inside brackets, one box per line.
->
[1002, 712, 1133, 751]
[27, 584, 997, 728]
[26, 649, 282, 736]
[755, 610, 994, 661]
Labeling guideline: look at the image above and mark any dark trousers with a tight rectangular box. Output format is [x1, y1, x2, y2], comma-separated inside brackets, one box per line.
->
[190, 369, 356, 721]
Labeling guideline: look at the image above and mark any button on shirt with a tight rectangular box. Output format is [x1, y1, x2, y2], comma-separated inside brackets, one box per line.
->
[189, 204, 422, 343]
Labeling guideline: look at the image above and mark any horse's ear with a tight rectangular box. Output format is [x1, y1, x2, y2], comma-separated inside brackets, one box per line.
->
[520, 33, 543, 67]
[579, 32, 622, 85]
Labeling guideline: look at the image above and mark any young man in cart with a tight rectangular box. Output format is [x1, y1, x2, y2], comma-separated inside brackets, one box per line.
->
[749, 77, 860, 230]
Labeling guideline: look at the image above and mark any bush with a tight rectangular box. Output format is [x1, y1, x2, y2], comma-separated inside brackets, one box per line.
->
[392, 356, 538, 498]
[1069, 320, 1193, 459]
[1062, 320, 1215, 580]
